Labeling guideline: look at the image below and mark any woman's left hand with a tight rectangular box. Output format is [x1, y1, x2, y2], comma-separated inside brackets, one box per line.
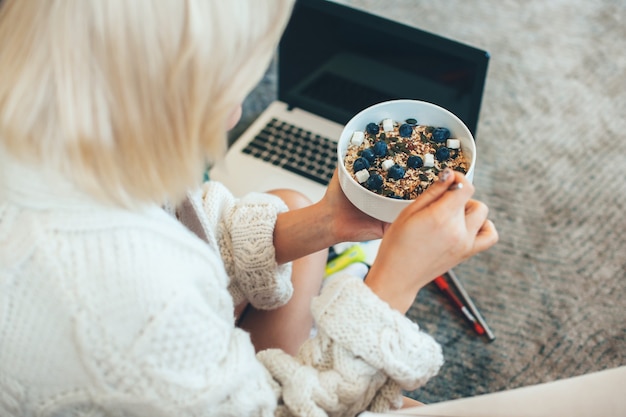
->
[318, 169, 390, 243]
[272, 170, 396, 263]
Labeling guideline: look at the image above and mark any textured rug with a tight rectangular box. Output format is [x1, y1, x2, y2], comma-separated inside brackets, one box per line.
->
[233, 0, 626, 404]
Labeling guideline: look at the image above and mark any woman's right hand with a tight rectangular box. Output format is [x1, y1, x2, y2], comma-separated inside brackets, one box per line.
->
[365, 168, 498, 313]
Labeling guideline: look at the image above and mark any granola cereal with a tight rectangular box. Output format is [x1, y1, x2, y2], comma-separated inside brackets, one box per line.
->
[343, 118, 470, 200]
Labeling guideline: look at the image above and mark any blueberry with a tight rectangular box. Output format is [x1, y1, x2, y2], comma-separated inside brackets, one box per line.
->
[388, 164, 406, 180]
[399, 123, 413, 138]
[366, 173, 383, 191]
[361, 148, 375, 163]
[432, 127, 450, 143]
[366, 122, 380, 135]
[407, 155, 423, 168]
[373, 141, 388, 157]
[352, 157, 370, 172]
[435, 147, 451, 161]
[405, 118, 418, 125]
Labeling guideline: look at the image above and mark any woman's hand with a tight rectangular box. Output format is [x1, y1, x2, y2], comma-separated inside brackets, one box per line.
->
[365, 169, 498, 313]
[319, 170, 391, 243]
[271, 170, 390, 264]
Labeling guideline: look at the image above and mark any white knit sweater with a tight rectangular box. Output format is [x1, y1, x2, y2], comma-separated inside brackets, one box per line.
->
[0, 155, 443, 417]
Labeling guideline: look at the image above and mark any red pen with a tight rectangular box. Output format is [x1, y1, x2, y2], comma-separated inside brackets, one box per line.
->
[433, 275, 485, 336]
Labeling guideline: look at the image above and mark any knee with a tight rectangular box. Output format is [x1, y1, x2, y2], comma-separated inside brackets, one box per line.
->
[267, 189, 313, 211]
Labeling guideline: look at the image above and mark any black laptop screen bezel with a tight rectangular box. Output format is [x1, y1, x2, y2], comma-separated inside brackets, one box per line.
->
[278, 0, 490, 137]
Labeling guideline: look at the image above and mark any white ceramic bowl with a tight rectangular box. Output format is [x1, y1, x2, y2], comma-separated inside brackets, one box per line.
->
[337, 99, 476, 223]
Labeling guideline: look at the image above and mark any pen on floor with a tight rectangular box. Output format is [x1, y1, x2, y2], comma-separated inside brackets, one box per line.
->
[433, 275, 486, 336]
[445, 269, 496, 341]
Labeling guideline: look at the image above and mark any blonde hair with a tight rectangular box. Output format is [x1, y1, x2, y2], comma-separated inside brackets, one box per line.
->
[0, 0, 294, 206]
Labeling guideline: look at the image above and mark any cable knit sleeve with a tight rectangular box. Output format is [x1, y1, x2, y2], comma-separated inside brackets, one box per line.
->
[175, 181, 293, 310]
[257, 274, 444, 417]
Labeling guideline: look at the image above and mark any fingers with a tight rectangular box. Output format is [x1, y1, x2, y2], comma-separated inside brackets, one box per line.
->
[464, 199, 489, 235]
[473, 219, 499, 253]
[463, 199, 498, 254]
[415, 171, 475, 219]
[405, 169, 470, 214]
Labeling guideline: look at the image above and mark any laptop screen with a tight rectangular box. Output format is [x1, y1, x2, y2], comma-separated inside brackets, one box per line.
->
[278, 0, 490, 136]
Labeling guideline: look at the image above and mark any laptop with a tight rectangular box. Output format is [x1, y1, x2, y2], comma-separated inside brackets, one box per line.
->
[209, 0, 490, 203]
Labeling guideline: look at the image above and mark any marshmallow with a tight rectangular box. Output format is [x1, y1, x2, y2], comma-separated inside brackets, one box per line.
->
[381, 159, 395, 171]
[382, 118, 394, 132]
[447, 139, 461, 149]
[424, 153, 435, 167]
[355, 169, 370, 183]
[350, 131, 365, 146]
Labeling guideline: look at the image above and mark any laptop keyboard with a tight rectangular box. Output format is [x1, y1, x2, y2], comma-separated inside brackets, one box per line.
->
[242, 118, 337, 186]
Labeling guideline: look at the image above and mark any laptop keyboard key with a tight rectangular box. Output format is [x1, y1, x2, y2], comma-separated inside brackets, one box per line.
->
[242, 119, 337, 186]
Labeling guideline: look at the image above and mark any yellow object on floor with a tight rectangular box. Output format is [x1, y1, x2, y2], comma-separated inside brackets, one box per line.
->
[324, 245, 367, 277]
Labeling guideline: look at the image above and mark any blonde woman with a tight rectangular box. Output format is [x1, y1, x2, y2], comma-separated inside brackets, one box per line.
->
[0, 1, 497, 416]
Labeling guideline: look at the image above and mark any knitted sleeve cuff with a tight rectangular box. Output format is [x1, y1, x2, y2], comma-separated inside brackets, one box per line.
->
[311, 274, 444, 389]
[227, 192, 293, 310]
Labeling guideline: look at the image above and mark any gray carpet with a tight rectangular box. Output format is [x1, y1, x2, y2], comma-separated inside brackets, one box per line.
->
[232, 0, 626, 404]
